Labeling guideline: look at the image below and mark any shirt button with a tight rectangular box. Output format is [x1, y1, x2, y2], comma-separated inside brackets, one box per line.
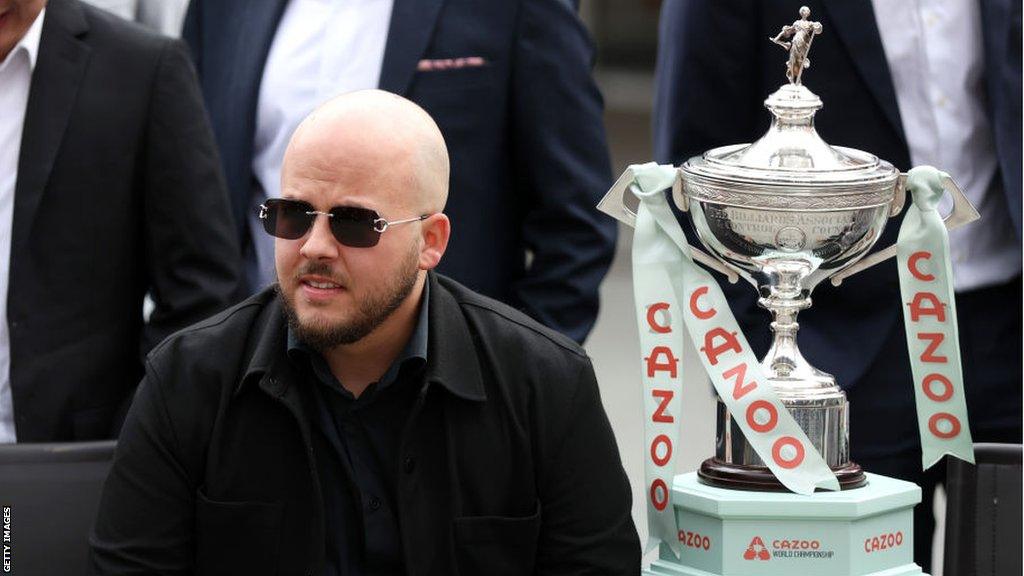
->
[368, 495, 382, 511]
[403, 457, 416, 474]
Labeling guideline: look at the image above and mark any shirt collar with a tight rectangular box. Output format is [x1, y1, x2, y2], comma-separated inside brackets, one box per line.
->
[1, 7, 46, 72]
[237, 272, 486, 403]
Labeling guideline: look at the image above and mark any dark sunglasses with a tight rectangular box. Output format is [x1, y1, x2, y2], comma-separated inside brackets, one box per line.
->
[259, 198, 429, 248]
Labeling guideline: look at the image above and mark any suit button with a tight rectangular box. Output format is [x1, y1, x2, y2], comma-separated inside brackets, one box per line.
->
[368, 495, 382, 511]
[403, 456, 416, 473]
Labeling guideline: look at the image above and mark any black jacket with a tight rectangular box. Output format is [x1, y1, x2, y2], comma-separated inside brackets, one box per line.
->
[90, 273, 639, 575]
[11, 0, 239, 441]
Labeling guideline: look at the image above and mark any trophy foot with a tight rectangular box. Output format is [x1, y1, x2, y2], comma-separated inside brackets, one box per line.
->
[697, 457, 866, 492]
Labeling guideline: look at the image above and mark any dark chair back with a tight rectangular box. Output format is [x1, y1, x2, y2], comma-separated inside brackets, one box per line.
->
[944, 443, 1022, 576]
[0, 441, 117, 576]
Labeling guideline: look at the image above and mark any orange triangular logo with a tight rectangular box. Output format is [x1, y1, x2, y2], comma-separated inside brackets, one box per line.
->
[743, 536, 770, 561]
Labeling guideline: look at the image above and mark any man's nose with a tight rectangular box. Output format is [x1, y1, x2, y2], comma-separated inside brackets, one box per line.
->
[299, 214, 340, 260]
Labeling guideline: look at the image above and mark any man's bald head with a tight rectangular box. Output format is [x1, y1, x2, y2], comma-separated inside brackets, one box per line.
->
[282, 90, 449, 214]
[275, 91, 452, 355]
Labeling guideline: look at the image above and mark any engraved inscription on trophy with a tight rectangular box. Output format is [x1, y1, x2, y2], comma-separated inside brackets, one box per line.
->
[704, 207, 861, 259]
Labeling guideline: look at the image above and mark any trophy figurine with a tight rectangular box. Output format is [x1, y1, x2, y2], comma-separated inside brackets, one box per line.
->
[599, 7, 977, 576]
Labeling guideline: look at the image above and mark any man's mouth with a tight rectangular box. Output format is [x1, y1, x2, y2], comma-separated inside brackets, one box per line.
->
[298, 275, 347, 297]
[304, 280, 341, 289]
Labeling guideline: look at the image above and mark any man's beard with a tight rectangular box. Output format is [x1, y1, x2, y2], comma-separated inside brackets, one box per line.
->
[277, 247, 420, 351]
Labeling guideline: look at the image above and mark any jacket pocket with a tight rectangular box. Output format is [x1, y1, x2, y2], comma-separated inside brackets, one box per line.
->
[451, 500, 542, 576]
[195, 488, 284, 576]
[412, 65, 496, 94]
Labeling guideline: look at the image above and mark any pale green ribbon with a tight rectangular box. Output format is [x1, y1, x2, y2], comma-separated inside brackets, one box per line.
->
[629, 162, 840, 557]
[631, 166, 687, 558]
[897, 166, 975, 468]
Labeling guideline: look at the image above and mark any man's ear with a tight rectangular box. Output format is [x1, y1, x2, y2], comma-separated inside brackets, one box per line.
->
[418, 213, 450, 270]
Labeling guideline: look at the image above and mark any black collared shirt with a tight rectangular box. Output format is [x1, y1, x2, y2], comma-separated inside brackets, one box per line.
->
[287, 284, 429, 576]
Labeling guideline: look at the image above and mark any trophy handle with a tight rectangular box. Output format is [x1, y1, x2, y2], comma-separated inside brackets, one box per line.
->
[596, 169, 641, 227]
[830, 173, 980, 287]
[596, 168, 740, 283]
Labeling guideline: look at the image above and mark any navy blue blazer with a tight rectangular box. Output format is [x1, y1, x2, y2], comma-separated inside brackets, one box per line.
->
[654, 0, 1021, 390]
[181, 0, 616, 344]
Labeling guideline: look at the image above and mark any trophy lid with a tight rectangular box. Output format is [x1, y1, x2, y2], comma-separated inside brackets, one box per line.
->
[681, 7, 898, 204]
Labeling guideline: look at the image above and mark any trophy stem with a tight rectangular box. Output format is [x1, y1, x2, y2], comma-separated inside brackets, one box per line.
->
[762, 297, 810, 381]
[756, 259, 835, 390]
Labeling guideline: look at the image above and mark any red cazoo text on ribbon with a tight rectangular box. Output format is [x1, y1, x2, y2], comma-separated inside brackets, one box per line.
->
[906, 251, 962, 440]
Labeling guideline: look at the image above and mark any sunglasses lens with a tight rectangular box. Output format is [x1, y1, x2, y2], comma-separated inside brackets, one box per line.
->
[263, 199, 313, 240]
[330, 206, 381, 247]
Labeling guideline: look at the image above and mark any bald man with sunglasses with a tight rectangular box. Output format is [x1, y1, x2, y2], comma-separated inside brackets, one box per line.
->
[91, 90, 640, 576]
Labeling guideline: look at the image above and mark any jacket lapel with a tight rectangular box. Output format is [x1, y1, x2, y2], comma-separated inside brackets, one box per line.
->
[212, 0, 287, 115]
[12, 0, 90, 255]
[424, 273, 486, 402]
[820, 0, 905, 145]
[378, 0, 446, 95]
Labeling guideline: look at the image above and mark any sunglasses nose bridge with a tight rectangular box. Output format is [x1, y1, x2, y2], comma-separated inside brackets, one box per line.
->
[298, 211, 343, 256]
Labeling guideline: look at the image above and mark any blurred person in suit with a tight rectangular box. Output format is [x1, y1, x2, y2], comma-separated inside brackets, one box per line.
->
[182, 0, 618, 344]
[654, 1, 1021, 570]
[0, 0, 239, 442]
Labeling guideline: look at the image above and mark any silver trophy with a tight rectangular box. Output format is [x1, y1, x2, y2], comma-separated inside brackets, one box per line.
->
[600, 6, 978, 490]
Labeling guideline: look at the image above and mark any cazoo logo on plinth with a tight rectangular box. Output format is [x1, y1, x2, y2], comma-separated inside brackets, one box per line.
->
[742, 537, 770, 561]
[743, 536, 835, 561]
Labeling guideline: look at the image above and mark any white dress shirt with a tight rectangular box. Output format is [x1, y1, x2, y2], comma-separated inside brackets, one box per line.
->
[871, 0, 1021, 292]
[0, 8, 46, 443]
[248, 0, 395, 289]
